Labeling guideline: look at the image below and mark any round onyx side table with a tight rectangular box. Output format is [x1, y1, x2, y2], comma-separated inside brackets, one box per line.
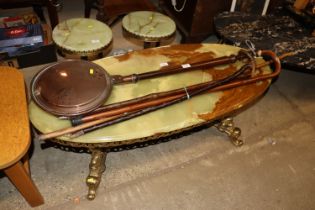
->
[122, 11, 176, 48]
[52, 18, 113, 60]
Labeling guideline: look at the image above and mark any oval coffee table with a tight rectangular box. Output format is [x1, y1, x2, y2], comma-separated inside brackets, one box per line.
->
[29, 43, 276, 200]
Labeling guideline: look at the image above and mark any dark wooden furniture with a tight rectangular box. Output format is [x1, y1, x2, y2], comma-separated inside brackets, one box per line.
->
[159, 0, 231, 43]
[0, 0, 60, 29]
[158, 0, 286, 43]
[84, 0, 156, 26]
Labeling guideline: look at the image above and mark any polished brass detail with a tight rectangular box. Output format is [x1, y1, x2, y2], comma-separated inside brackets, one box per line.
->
[50, 120, 213, 148]
[86, 148, 107, 200]
[215, 117, 243, 146]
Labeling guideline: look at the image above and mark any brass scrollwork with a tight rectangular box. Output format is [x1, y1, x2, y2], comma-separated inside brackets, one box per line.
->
[86, 148, 107, 200]
[215, 117, 243, 146]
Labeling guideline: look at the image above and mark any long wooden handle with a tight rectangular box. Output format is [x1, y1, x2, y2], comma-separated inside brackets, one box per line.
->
[110, 54, 240, 84]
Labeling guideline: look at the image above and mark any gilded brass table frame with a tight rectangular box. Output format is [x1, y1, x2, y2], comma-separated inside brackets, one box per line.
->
[50, 116, 242, 200]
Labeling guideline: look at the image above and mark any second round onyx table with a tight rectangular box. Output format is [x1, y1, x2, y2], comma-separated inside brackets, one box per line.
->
[122, 11, 176, 48]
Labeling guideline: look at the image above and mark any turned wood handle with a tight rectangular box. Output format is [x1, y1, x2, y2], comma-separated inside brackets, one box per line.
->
[111, 55, 239, 84]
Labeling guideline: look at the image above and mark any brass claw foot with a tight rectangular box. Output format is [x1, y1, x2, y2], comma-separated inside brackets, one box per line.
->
[215, 117, 244, 146]
[86, 148, 107, 200]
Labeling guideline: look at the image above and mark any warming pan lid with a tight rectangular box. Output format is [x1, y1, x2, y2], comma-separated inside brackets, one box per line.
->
[31, 60, 112, 116]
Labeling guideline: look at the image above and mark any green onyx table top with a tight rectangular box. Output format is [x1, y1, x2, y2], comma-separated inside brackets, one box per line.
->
[122, 11, 176, 39]
[52, 18, 112, 52]
[29, 44, 271, 144]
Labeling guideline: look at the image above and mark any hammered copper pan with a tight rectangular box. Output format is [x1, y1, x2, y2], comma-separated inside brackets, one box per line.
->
[31, 60, 112, 116]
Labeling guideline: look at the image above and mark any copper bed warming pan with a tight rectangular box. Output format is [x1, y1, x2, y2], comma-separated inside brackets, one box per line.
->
[31, 60, 113, 116]
[31, 51, 251, 117]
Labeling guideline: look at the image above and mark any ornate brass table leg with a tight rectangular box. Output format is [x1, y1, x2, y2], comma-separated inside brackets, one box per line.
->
[215, 117, 244, 146]
[86, 148, 107, 200]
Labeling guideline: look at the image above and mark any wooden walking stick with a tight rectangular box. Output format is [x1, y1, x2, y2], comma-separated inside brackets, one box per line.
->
[70, 50, 283, 126]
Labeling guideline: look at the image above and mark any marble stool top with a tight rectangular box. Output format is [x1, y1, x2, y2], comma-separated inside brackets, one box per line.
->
[122, 11, 176, 41]
[52, 18, 112, 54]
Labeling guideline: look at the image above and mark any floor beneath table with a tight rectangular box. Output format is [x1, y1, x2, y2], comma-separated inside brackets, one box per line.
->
[0, 0, 315, 209]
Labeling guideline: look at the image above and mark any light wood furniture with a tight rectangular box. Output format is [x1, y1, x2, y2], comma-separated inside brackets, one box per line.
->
[0, 66, 44, 207]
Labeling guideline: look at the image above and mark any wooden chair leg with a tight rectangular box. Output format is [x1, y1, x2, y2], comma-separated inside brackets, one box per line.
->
[45, 0, 60, 29]
[4, 161, 44, 207]
[22, 154, 30, 175]
[84, 0, 96, 18]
